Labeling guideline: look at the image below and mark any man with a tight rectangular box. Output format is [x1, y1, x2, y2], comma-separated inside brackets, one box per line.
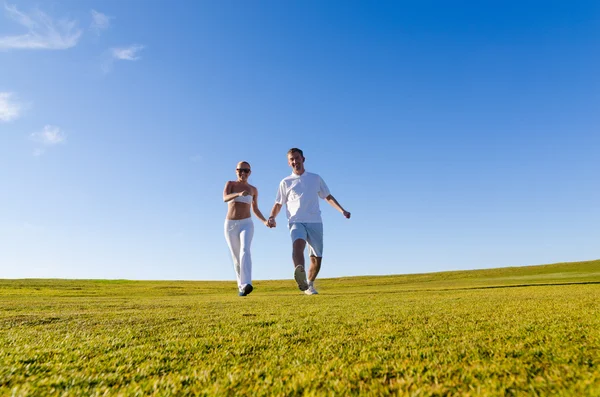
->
[268, 148, 351, 295]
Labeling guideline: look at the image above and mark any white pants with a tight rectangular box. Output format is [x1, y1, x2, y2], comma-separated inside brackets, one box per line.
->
[224, 218, 254, 291]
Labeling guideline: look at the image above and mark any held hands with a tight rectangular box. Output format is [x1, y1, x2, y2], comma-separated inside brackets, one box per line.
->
[266, 217, 276, 228]
[343, 211, 351, 219]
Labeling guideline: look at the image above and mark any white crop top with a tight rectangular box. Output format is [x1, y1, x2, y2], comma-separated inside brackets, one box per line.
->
[233, 195, 253, 204]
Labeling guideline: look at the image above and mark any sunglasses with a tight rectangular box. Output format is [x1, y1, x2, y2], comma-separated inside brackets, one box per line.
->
[237, 168, 251, 173]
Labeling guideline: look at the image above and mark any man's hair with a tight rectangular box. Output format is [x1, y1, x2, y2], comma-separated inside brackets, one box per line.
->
[287, 148, 304, 158]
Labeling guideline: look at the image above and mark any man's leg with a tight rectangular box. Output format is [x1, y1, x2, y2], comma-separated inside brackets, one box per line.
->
[308, 256, 322, 282]
[289, 224, 309, 291]
[306, 223, 324, 282]
[304, 223, 323, 294]
[292, 238, 306, 269]
[292, 238, 309, 291]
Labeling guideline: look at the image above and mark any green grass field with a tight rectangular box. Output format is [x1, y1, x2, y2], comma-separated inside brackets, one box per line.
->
[1, 260, 599, 396]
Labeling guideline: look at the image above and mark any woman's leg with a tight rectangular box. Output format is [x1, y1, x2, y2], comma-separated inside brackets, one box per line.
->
[224, 220, 242, 290]
[238, 219, 254, 288]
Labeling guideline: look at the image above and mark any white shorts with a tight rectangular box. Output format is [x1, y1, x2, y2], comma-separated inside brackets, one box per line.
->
[289, 222, 323, 257]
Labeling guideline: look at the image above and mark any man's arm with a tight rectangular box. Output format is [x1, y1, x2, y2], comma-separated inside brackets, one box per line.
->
[251, 188, 269, 226]
[268, 203, 282, 227]
[325, 195, 351, 219]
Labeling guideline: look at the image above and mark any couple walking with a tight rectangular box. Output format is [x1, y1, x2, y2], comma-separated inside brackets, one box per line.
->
[223, 148, 351, 296]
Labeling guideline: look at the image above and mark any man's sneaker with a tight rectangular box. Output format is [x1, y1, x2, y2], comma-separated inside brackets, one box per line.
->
[294, 266, 309, 291]
[238, 284, 253, 296]
[304, 285, 318, 295]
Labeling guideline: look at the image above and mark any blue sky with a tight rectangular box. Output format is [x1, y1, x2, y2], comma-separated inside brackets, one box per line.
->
[1, 0, 598, 281]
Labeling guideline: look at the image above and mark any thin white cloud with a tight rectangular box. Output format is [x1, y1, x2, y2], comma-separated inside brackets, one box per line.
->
[103, 45, 145, 72]
[90, 10, 111, 35]
[111, 44, 145, 61]
[0, 92, 21, 122]
[33, 148, 45, 157]
[0, 4, 82, 50]
[30, 125, 66, 145]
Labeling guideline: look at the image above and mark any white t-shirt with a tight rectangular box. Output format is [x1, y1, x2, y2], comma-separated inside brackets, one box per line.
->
[275, 171, 331, 223]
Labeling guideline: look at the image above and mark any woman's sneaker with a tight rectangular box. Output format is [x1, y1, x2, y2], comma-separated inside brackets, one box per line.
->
[238, 284, 253, 296]
[294, 266, 309, 291]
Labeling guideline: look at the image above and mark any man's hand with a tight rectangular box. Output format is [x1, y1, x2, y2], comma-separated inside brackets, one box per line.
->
[343, 211, 351, 219]
[267, 217, 277, 228]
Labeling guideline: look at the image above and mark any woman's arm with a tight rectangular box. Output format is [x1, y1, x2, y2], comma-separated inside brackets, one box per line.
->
[223, 181, 245, 202]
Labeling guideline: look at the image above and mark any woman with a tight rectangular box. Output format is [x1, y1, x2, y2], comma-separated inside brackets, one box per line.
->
[223, 161, 269, 296]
